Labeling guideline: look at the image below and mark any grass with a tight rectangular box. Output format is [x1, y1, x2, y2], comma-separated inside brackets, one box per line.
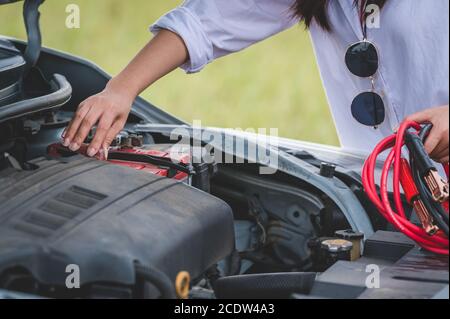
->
[0, 0, 339, 146]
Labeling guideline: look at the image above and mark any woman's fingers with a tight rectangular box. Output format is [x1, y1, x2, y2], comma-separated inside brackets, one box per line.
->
[63, 88, 133, 156]
[405, 106, 449, 160]
[103, 119, 126, 150]
[430, 133, 449, 159]
[423, 128, 442, 155]
[406, 109, 432, 124]
[69, 107, 103, 151]
[434, 147, 449, 164]
[405, 109, 436, 152]
[86, 114, 116, 157]
[63, 102, 91, 147]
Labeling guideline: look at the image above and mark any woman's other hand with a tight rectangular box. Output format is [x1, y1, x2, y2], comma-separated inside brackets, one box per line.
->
[406, 105, 449, 163]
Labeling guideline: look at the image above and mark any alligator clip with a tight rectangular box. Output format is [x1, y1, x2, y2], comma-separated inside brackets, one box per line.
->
[424, 170, 449, 203]
[399, 159, 438, 235]
[405, 132, 449, 203]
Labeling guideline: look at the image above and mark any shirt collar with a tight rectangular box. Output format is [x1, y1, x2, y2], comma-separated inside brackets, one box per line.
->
[338, 0, 365, 40]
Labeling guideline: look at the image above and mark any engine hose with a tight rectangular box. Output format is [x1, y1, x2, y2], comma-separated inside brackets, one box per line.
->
[135, 264, 176, 299]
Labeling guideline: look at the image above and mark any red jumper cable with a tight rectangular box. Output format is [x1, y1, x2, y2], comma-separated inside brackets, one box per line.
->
[362, 121, 449, 255]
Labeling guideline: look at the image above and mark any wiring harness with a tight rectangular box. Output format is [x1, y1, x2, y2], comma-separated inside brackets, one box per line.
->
[363, 121, 449, 255]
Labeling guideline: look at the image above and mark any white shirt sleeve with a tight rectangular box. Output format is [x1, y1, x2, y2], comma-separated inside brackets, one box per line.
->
[150, 0, 298, 73]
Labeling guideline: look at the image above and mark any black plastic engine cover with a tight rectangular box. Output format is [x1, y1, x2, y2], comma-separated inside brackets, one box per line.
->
[0, 156, 235, 293]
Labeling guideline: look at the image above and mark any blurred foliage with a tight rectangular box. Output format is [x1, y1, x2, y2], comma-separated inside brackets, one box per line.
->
[0, 0, 338, 145]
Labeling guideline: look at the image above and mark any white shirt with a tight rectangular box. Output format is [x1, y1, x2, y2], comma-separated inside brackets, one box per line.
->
[151, 0, 449, 154]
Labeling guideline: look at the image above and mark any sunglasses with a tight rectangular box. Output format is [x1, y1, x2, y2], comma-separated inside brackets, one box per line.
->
[345, 40, 385, 128]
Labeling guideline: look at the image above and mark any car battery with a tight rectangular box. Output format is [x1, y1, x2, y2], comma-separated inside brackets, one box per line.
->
[47, 140, 194, 184]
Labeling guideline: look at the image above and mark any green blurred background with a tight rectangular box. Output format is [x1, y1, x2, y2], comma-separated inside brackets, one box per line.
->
[0, 0, 338, 145]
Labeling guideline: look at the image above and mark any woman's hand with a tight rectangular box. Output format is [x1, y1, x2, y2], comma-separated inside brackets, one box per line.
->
[62, 81, 134, 157]
[62, 30, 189, 157]
[406, 105, 449, 163]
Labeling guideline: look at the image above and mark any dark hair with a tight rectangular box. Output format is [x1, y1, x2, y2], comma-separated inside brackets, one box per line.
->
[293, 0, 387, 31]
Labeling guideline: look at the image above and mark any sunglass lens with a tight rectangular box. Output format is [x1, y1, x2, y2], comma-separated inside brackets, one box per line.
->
[351, 92, 385, 126]
[345, 42, 379, 77]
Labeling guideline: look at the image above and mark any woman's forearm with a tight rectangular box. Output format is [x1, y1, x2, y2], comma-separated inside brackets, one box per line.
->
[107, 29, 189, 99]
[63, 29, 188, 156]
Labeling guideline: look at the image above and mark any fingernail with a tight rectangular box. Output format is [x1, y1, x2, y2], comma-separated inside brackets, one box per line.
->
[104, 146, 109, 161]
[69, 142, 80, 152]
[61, 130, 66, 138]
[87, 147, 97, 157]
[62, 138, 70, 147]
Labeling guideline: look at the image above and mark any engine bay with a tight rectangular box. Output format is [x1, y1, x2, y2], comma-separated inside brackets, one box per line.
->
[0, 109, 358, 298]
